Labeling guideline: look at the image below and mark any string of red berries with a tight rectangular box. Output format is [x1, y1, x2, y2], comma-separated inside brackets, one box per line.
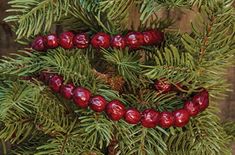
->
[31, 30, 164, 51]
[39, 72, 209, 128]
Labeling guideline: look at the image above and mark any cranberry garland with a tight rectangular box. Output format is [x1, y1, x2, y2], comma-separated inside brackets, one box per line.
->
[31, 30, 164, 51]
[39, 72, 209, 129]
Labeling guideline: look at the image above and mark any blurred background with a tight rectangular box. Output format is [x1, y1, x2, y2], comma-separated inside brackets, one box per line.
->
[0, 0, 234, 153]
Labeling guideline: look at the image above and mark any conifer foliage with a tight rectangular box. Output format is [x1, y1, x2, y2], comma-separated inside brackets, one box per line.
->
[0, 0, 235, 154]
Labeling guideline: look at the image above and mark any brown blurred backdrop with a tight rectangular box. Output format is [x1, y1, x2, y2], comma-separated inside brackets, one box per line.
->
[0, 0, 235, 153]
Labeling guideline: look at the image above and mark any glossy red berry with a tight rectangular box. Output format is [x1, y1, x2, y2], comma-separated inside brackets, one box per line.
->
[159, 112, 174, 128]
[183, 101, 200, 117]
[141, 109, 160, 128]
[124, 108, 141, 125]
[60, 83, 75, 100]
[91, 32, 110, 49]
[44, 34, 59, 49]
[49, 75, 63, 93]
[193, 89, 209, 111]
[173, 109, 190, 127]
[73, 33, 89, 49]
[143, 31, 156, 45]
[111, 35, 126, 49]
[89, 95, 107, 112]
[105, 100, 125, 121]
[73, 87, 91, 108]
[32, 36, 46, 51]
[154, 79, 172, 93]
[125, 32, 144, 49]
[59, 31, 74, 49]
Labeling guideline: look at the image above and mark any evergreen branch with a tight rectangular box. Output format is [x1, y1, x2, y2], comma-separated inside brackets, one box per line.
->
[34, 89, 71, 135]
[102, 49, 141, 84]
[0, 81, 39, 120]
[189, 0, 234, 8]
[36, 119, 103, 155]
[78, 111, 114, 150]
[119, 126, 168, 155]
[181, 4, 235, 96]
[136, 0, 189, 25]
[142, 45, 196, 85]
[66, 1, 100, 32]
[5, 0, 70, 39]
[0, 81, 39, 144]
[10, 134, 49, 155]
[223, 121, 235, 140]
[166, 106, 231, 155]
[0, 51, 43, 76]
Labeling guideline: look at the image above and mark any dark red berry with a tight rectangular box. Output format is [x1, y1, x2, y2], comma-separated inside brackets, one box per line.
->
[59, 31, 74, 49]
[173, 109, 190, 127]
[60, 83, 75, 100]
[44, 34, 59, 49]
[49, 75, 63, 92]
[32, 36, 46, 51]
[91, 32, 110, 49]
[125, 32, 144, 49]
[183, 101, 200, 117]
[159, 112, 174, 128]
[143, 31, 155, 45]
[43, 72, 54, 84]
[155, 79, 172, 93]
[111, 35, 126, 49]
[141, 109, 160, 128]
[73, 33, 89, 49]
[152, 30, 164, 44]
[105, 100, 125, 121]
[193, 89, 209, 111]
[89, 95, 107, 112]
[73, 87, 91, 108]
[124, 108, 141, 125]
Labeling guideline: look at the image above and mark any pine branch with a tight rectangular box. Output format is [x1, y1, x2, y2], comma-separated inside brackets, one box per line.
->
[117, 125, 168, 155]
[0, 51, 43, 76]
[142, 45, 196, 87]
[78, 111, 114, 150]
[5, 0, 70, 39]
[102, 49, 141, 85]
[166, 105, 231, 155]
[181, 4, 235, 97]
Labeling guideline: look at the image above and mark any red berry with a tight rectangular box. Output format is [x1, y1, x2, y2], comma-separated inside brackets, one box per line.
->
[105, 100, 125, 121]
[32, 36, 46, 51]
[91, 32, 110, 49]
[124, 108, 141, 125]
[60, 83, 75, 100]
[111, 35, 126, 49]
[73, 33, 89, 49]
[49, 75, 63, 92]
[159, 112, 174, 128]
[89, 95, 107, 112]
[143, 31, 155, 45]
[183, 101, 200, 116]
[73, 87, 91, 108]
[141, 109, 160, 128]
[125, 32, 144, 49]
[173, 109, 190, 127]
[193, 89, 209, 111]
[44, 34, 59, 49]
[59, 31, 74, 49]
[152, 30, 164, 44]
[154, 79, 172, 93]
[43, 72, 54, 84]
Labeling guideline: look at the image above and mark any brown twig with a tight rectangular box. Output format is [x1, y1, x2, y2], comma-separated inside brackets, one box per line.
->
[93, 69, 125, 92]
